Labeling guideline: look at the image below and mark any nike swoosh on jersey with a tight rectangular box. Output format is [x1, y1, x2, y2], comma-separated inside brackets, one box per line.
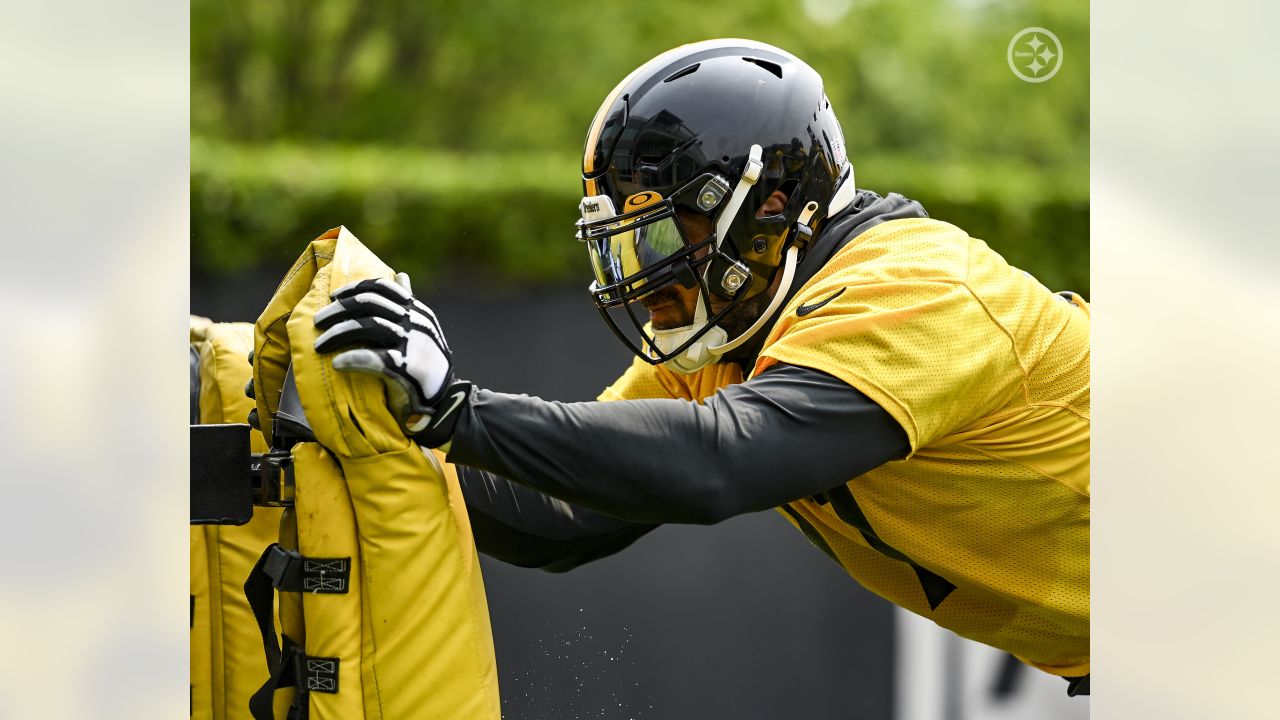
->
[432, 390, 467, 428]
[795, 287, 846, 316]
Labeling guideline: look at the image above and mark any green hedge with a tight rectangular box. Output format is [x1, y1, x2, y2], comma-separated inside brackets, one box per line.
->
[192, 138, 1088, 295]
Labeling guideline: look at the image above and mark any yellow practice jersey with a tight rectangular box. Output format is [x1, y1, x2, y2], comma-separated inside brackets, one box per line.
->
[600, 217, 1090, 676]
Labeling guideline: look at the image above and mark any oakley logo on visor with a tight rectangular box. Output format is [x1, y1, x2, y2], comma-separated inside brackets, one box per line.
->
[625, 191, 663, 210]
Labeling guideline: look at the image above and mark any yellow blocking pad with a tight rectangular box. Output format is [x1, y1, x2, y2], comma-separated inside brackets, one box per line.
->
[253, 227, 500, 719]
[343, 441, 499, 719]
[191, 530, 211, 720]
[252, 227, 403, 456]
[191, 319, 285, 719]
[195, 515, 288, 719]
[291, 443, 365, 719]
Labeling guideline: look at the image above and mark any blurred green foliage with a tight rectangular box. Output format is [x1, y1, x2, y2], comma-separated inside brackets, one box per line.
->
[193, 0, 1088, 293]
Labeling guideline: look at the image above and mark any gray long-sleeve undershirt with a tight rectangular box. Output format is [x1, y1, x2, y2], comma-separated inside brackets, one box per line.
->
[450, 363, 909, 569]
[452, 190, 926, 569]
[457, 468, 661, 571]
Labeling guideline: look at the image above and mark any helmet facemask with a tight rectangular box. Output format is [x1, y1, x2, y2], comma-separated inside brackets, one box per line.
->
[579, 153, 765, 372]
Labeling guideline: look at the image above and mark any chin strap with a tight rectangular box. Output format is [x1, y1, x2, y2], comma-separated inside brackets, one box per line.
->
[651, 144, 762, 373]
[659, 200, 821, 373]
[656, 154, 846, 375]
[706, 198, 819, 356]
[705, 244, 799, 356]
[714, 144, 763, 252]
[650, 293, 728, 374]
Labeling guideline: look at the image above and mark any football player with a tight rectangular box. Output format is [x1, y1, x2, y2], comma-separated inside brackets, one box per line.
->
[312, 39, 1090, 696]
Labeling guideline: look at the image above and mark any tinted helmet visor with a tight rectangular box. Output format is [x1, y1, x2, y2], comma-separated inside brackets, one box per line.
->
[577, 173, 745, 363]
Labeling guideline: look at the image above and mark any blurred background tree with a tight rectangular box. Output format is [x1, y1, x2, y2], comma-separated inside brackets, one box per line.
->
[191, 0, 1088, 295]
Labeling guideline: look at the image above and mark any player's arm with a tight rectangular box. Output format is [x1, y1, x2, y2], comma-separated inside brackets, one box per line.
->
[447, 364, 908, 524]
[311, 276, 909, 525]
[457, 464, 658, 572]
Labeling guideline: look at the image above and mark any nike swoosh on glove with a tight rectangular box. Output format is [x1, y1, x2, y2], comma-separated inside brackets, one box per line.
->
[313, 273, 471, 448]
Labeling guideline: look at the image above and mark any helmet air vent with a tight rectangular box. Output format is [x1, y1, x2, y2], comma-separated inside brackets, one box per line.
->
[741, 57, 783, 79]
[663, 63, 700, 83]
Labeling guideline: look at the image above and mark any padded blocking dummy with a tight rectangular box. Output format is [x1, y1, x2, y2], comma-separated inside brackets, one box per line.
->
[249, 226, 500, 719]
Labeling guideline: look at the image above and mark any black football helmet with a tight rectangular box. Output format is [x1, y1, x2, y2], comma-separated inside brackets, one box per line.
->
[577, 38, 855, 372]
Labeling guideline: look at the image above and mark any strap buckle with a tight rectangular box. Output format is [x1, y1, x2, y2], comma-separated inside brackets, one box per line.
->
[789, 200, 821, 251]
[262, 545, 350, 594]
[246, 545, 346, 720]
[252, 448, 297, 507]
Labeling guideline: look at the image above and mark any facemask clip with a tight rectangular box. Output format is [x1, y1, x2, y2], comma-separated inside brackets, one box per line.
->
[697, 175, 731, 211]
[720, 262, 750, 294]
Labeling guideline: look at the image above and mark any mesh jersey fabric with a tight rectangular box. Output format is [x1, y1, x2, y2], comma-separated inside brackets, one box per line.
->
[598, 216, 1090, 676]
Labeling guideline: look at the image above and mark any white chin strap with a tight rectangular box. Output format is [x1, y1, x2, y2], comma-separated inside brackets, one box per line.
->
[651, 156, 853, 375]
[650, 294, 729, 374]
[656, 198, 821, 375]
[707, 242, 800, 355]
[648, 144, 762, 374]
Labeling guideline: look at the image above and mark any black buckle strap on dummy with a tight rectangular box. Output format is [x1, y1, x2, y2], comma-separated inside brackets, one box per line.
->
[262, 545, 350, 594]
[245, 546, 284, 719]
[245, 546, 284, 683]
[248, 636, 340, 720]
[250, 363, 317, 509]
[189, 422, 300, 520]
[245, 546, 346, 720]
[247, 635, 296, 720]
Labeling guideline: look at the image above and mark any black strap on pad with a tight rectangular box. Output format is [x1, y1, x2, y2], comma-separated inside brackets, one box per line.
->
[244, 545, 347, 719]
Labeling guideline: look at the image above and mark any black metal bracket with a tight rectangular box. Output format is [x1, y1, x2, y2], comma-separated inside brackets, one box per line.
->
[192, 362, 314, 524]
[190, 424, 254, 525]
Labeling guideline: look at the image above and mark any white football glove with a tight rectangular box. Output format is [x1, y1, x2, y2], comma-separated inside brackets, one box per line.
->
[313, 273, 470, 447]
